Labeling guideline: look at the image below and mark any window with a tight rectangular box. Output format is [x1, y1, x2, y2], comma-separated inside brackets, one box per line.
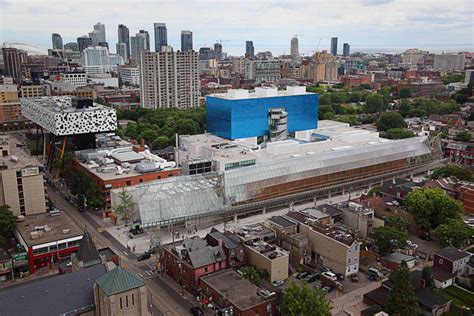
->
[267, 303, 272, 312]
[204, 267, 208, 272]
[126, 295, 128, 308]
[120, 297, 123, 309]
[132, 293, 134, 306]
[439, 258, 443, 264]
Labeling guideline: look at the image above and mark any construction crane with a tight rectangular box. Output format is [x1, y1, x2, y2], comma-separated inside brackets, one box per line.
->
[314, 37, 322, 54]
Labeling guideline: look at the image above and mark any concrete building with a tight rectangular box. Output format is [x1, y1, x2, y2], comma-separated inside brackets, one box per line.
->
[89, 22, 106, 46]
[20, 84, 44, 98]
[77, 36, 92, 52]
[51, 33, 63, 50]
[94, 266, 148, 316]
[331, 37, 338, 56]
[313, 50, 338, 82]
[200, 269, 278, 316]
[0, 84, 22, 122]
[131, 30, 150, 64]
[60, 71, 88, 87]
[14, 211, 84, 273]
[214, 42, 223, 61]
[116, 43, 128, 64]
[82, 46, 124, 74]
[117, 24, 130, 61]
[433, 53, 465, 71]
[291, 36, 299, 61]
[343, 43, 350, 57]
[402, 48, 425, 65]
[140, 49, 200, 108]
[154, 23, 168, 52]
[0, 135, 46, 217]
[244, 60, 281, 83]
[2, 47, 28, 82]
[181, 30, 193, 52]
[338, 201, 374, 239]
[246, 41, 254, 59]
[120, 66, 140, 85]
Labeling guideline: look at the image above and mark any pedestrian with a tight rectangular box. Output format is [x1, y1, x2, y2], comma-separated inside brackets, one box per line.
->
[133, 244, 136, 252]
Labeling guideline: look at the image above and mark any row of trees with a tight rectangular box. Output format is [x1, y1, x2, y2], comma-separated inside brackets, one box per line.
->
[116, 107, 206, 150]
[398, 98, 460, 118]
[70, 170, 105, 209]
[0, 205, 16, 247]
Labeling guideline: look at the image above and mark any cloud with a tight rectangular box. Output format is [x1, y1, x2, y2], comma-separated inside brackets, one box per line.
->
[0, 0, 472, 55]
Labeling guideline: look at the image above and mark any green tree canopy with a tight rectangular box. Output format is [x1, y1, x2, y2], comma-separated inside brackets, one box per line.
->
[323, 112, 335, 120]
[385, 261, 420, 316]
[422, 266, 435, 288]
[405, 187, 463, 231]
[442, 73, 464, 85]
[364, 94, 384, 113]
[113, 187, 135, 226]
[318, 104, 335, 120]
[430, 165, 473, 181]
[377, 112, 406, 131]
[281, 282, 331, 316]
[0, 205, 16, 238]
[385, 214, 409, 232]
[399, 87, 412, 99]
[381, 128, 415, 139]
[454, 131, 472, 142]
[372, 226, 408, 256]
[71, 170, 105, 209]
[434, 219, 473, 248]
[242, 265, 262, 286]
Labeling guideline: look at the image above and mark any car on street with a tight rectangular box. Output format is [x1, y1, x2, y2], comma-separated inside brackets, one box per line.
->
[190, 307, 204, 316]
[272, 279, 285, 287]
[137, 252, 151, 261]
[304, 274, 319, 283]
[296, 271, 309, 279]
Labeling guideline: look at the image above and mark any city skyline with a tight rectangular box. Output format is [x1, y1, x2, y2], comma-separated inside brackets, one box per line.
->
[1, 0, 472, 56]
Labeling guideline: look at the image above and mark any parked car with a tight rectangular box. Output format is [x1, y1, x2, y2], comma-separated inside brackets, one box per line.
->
[137, 252, 151, 261]
[336, 273, 345, 281]
[304, 274, 319, 283]
[272, 279, 285, 287]
[321, 271, 337, 281]
[190, 307, 204, 316]
[321, 286, 334, 293]
[296, 271, 309, 279]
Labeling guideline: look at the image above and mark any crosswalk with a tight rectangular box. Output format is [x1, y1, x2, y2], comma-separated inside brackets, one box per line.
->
[137, 269, 158, 280]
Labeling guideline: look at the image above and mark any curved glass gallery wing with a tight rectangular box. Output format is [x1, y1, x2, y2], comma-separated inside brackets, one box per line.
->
[133, 174, 224, 227]
[223, 137, 432, 204]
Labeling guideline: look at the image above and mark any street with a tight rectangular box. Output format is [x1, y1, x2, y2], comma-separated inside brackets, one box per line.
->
[47, 186, 194, 316]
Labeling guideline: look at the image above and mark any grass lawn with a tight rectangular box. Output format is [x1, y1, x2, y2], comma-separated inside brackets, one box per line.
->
[440, 286, 474, 309]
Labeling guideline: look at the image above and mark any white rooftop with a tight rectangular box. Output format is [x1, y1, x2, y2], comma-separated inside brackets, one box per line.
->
[210, 86, 310, 100]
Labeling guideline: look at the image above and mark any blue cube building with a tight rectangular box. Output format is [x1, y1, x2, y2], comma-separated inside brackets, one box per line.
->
[206, 87, 319, 140]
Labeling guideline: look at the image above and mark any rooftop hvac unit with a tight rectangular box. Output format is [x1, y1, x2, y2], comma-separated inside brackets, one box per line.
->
[62, 229, 70, 234]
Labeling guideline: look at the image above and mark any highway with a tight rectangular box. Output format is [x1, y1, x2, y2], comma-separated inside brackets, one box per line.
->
[46, 185, 193, 316]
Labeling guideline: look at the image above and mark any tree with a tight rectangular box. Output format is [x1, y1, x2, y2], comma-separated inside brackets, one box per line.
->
[398, 100, 412, 117]
[430, 165, 473, 181]
[113, 187, 135, 226]
[454, 131, 472, 142]
[399, 87, 412, 99]
[405, 187, 463, 232]
[323, 112, 335, 120]
[318, 93, 332, 105]
[442, 73, 464, 85]
[377, 112, 406, 131]
[364, 94, 384, 113]
[336, 114, 359, 126]
[152, 136, 170, 150]
[385, 261, 420, 316]
[422, 266, 435, 288]
[434, 219, 473, 248]
[85, 182, 105, 209]
[372, 226, 408, 256]
[0, 205, 16, 238]
[381, 128, 415, 139]
[318, 104, 335, 119]
[242, 265, 262, 286]
[385, 214, 408, 232]
[281, 282, 331, 316]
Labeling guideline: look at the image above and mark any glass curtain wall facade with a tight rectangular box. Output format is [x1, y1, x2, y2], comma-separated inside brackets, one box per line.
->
[206, 93, 319, 140]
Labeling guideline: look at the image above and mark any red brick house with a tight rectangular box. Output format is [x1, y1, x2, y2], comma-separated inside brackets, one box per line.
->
[162, 237, 227, 293]
[433, 246, 471, 276]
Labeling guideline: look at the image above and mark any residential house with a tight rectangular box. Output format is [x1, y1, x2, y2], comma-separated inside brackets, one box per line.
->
[337, 201, 374, 239]
[433, 246, 471, 276]
[380, 252, 416, 270]
[205, 228, 245, 267]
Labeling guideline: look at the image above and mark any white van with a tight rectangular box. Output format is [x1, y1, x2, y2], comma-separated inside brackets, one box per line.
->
[322, 271, 338, 281]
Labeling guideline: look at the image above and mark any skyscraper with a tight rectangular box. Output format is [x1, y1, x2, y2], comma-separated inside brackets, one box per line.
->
[77, 36, 92, 52]
[131, 31, 150, 63]
[52, 33, 63, 50]
[116, 43, 128, 63]
[291, 36, 299, 61]
[94, 22, 106, 43]
[2, 48, 28, 83]
[343, 43, 350, 57]
[331, 37, 338, 56]
[246, 41, 254, 59]
[181, 30, 193, 52]
[214, 42, 223, 61]
[140, 49, 199, 108]
[154, 23, 168, 52]
[117, 24, 130, 60]
[139, 30, 150, 51]
[64, 42, 78, 51]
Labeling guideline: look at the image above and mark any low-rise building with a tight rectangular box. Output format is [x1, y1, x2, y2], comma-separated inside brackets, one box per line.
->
[120, 66, 140, 86]
[13, 211, 84, 274]
[200, 269, 278, 316]
[457, 182, 474, 215]
[0, 134, 47, 217]
[20, 84, 44, 98]
[433, 246, 471, 276]
[0, 248, 13, 281]
[205, 228, 245, 268]
[380, 252, 416, 270]
[0, 83, 22, 122]
[338, 201, 374, 239]
[162, 236, 227, 293]
[264, 215, 298, 245]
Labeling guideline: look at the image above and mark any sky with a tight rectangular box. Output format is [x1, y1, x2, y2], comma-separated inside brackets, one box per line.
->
[0, 0, 473, 56]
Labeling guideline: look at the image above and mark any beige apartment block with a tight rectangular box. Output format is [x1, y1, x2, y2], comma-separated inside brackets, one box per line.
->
[245, 241, 289, 282]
